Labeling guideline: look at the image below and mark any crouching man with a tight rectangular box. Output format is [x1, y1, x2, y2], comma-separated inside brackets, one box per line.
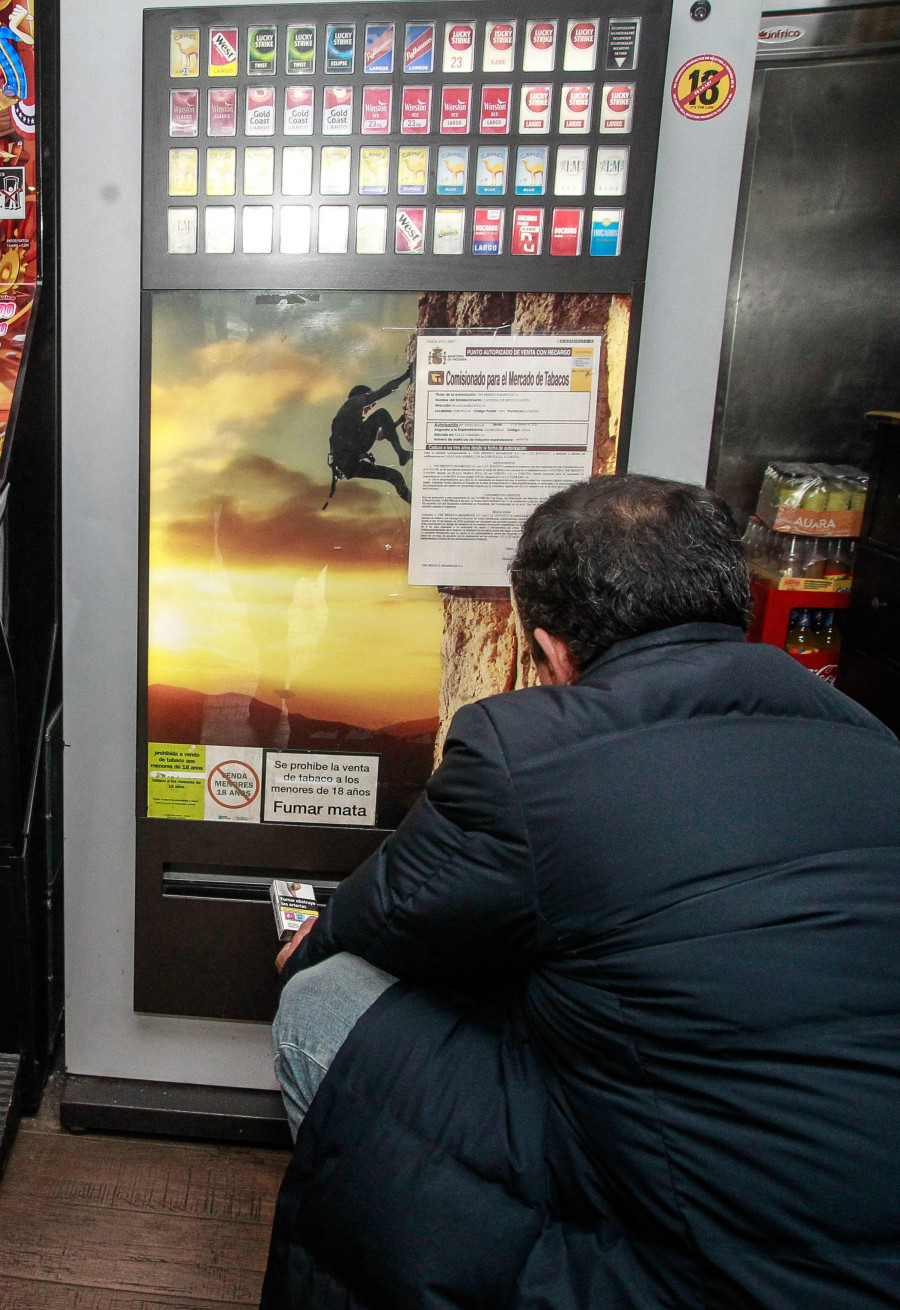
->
[261, 474, 900, 1310]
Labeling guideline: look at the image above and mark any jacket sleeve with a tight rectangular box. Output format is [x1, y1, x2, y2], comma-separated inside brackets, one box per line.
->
[280, 700, 539, 988]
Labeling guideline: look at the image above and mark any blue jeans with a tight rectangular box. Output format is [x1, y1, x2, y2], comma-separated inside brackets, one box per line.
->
[273, 952, 397, 1140]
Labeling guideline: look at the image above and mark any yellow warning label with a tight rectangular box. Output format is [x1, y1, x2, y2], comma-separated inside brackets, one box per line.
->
[671, 54, 737, 122]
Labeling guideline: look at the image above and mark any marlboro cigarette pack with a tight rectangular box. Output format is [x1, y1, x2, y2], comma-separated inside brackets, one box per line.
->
[271, 880, 320, 942]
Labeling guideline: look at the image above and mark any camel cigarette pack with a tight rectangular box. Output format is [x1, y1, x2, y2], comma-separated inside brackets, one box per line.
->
[271, 880, 319, 942]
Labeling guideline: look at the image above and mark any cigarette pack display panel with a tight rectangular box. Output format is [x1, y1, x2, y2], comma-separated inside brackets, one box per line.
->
[404, 21, 436, 73]
[170, 89, 199, 137]
[171, 27, 200, 79]
[286, 24, 316, 74]
[325, 23, 356, 73]
[320, 146, 352, 195]
[554, 145, 589, 196]
[365, 22, 395, 73]
[270, 880, 320, 942]
[245, 86, 275, 136]
[483, 20, 516, 72]
[145, 2, 672, 293]
[523, 20, 558, 72]
[356, 205, 388, 253]
[515, 146, 548, 194]
[242, 205, 273, 252]
[443, 21, 475, 72]
[318, 204, 351, 252]
[282, 146, 313, 195]
[433, 206, 465, 253]
[205, 205, 236, 253]
[599, 83, 635, 133]
[284, 86, 314, 136]
[206, 147, 236, 195]
[243, 146, 275, 195]
[167, 207, 198, 253]
[209, 27, 239, 77]
[359, 146, 391, 194]
[248, 25, 277, 76]
[280, 205, 312, 252]
[563, 18, 599, 71]
[595, 145, 630, 195]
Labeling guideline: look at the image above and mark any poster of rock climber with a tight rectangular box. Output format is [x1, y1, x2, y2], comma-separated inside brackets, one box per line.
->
[144, 289, 443, 827]
[0, 0, 37, 470]
[144, 287, 630, 827]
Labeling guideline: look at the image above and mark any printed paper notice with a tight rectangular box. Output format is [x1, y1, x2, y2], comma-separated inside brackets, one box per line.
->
[409, 335, 601, 585]
[147, 743, 263, 822]
[264, 752, 378, 826]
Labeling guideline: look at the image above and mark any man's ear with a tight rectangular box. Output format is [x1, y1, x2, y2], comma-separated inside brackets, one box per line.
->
[532, 628, 579, 686]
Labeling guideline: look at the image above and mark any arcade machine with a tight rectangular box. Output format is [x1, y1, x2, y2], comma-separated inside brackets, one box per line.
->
[0, 0, 62, 1171]
[61, 0, 761, 1138]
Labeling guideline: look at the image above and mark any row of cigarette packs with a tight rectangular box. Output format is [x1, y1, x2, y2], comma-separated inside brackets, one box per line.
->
[167, 142, 630, 201]
[166, 202, 624, 257]
[170, 18, 641, 80]
[169, 81, 636, 139]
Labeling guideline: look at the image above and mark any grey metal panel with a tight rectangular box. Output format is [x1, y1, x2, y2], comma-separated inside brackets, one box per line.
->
[709, 39, 900, 520]
[757, 3, 900, 60]
[626, 0, 763, 483]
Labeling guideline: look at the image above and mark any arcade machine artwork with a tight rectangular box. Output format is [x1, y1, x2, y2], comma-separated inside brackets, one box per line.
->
[0, 1, 36, 467]
[138, 3, 671, 1021]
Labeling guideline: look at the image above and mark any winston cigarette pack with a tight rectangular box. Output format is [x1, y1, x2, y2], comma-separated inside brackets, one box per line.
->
[270, 879, 319, 941]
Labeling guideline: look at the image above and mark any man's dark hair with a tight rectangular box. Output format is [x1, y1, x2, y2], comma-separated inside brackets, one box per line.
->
[510, 474, 751, 671]
[348, 385, 372, 398]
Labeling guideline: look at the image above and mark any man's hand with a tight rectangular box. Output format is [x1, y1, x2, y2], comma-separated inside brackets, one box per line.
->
[275, 915, 316, 974]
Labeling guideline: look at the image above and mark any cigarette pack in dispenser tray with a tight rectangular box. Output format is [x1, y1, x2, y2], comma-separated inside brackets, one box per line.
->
[755, 462, 869, 537]
[270, 879, 319, 941]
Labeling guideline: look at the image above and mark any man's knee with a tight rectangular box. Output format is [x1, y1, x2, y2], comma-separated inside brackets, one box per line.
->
[274, 952, 397, 1075]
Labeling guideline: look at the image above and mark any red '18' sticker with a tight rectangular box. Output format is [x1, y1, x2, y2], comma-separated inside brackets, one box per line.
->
[670, 54, 737, 121]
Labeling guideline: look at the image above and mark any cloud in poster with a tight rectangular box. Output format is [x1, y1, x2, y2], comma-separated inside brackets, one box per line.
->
[150, 334, 347, 474]
[160, 453, 410, 571]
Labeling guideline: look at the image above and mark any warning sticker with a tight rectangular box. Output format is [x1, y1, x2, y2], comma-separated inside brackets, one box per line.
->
[671, 54, 736, 122]
[264, 752, 378, 826]
[204, 746, 263, 822]
[148, 743, 206, 819]
[147, 743, 263, 822]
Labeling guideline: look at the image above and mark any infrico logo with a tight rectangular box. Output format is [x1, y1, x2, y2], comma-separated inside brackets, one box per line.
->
[758, 26, 804, 43]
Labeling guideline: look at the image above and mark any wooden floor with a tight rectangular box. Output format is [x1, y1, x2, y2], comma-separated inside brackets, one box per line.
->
[0, 1063, 291, 1309]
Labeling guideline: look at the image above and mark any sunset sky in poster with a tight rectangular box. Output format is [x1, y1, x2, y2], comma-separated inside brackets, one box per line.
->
[148, 290, 443, 730]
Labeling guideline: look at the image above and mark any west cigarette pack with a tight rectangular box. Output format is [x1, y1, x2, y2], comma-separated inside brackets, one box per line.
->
[270, 880, 319, 942]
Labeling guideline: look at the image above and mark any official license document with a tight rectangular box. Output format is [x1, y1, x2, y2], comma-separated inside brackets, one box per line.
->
[409, 333, 601, 586]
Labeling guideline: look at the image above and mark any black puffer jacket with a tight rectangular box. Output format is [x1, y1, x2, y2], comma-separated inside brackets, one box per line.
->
[261, 624, 900, 1309]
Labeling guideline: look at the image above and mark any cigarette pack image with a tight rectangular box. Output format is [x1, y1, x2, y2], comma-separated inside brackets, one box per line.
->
[270, 880, 319, 942]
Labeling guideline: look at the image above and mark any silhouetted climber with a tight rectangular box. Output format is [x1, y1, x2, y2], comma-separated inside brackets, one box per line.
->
[323, 366, 413, 508]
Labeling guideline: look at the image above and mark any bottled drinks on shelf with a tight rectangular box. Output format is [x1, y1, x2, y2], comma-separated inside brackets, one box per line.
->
[741, 519, 856, 588]
[783, 607, 843, 682]
[758, 462, 868, 514]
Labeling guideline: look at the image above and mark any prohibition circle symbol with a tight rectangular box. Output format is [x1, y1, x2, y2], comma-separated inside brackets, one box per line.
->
[207, 759, 260, 809]
[671, 54, 736, 121]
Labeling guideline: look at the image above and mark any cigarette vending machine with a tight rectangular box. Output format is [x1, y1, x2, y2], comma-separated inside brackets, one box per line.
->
[134, 1, 671, 1042]
[0, 0, 61, 1171]
[61, 0, 761, 1137]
